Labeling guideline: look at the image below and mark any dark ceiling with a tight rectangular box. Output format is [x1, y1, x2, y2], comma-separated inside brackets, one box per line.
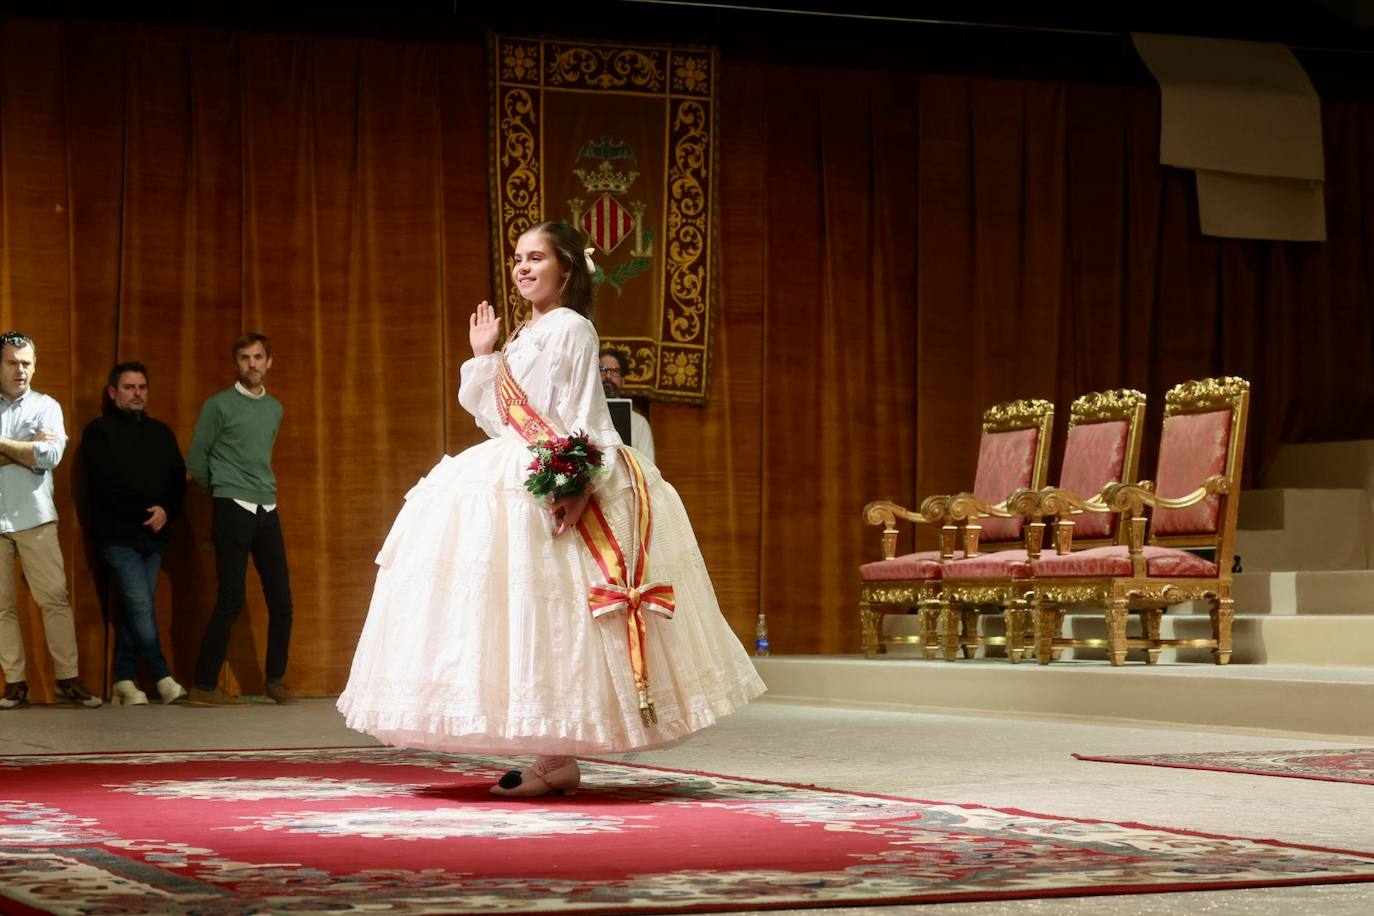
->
[4, 1, 1372, 75]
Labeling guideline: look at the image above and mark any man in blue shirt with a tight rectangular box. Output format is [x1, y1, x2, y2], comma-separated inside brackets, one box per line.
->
[0, 332, 101, 709]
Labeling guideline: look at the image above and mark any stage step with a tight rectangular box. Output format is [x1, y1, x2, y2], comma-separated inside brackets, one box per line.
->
[882, 610, 1374, 666]
[1262, 438, 1374, 491]
[1231, 569, 1374, 615]
[754, 655, 1374, 739]
[1235, 488, 1370, 571]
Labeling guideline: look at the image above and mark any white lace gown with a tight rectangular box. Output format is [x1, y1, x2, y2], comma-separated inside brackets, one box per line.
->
[338, 307, 765, 754]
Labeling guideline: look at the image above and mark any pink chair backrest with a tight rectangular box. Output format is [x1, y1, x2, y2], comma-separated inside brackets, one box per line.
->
[1151, 408, 1233, 536]
[972, 427, 1040, 541]
[1057, 419, 1131, 539]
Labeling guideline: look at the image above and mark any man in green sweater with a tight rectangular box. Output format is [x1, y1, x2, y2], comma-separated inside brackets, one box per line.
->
[185, 333, 295, 706]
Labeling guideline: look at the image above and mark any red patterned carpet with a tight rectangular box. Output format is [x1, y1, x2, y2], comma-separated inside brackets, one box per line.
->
[1074, 748, 1374, 785]
[3, 747, 1374, 914]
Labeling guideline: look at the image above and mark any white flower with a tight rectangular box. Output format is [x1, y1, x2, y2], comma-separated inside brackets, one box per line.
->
[554, 473, 569, 487]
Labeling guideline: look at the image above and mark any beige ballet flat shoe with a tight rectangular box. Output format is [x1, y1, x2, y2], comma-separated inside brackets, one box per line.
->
[489, 757, 581, 798]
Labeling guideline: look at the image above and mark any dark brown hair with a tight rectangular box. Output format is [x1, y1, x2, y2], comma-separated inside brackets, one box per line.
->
[599, 347, 628, 377]
[523, 221, 595, 318]
[107, 361, 149, 388]
[232, 332, 272, 359]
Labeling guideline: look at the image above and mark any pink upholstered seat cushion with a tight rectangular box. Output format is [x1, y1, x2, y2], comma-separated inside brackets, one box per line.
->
[972, 427, 1040, 542]
[861, 550, 949, 581]
[1057, 419, 1129, 539]
[1151, 409, 1232, 536]
[943, 549, 1032, 580]
[1031, 545, 1218, 578]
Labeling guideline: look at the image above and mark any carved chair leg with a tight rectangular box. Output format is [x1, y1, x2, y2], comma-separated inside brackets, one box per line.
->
[960, 608, 979, 659]
[919, 598, 940, 660]
[1212, 595, 1234, 665]
[1003, 603, 1024, 664]
[859, 599, 882, 659]
[1106, 597, 1129, 666]
[1023, 605, 1038, 660]
[940, 602, 960, 662]
[1034, 598, 1054, 665]
[1141, 609, 1163, 665]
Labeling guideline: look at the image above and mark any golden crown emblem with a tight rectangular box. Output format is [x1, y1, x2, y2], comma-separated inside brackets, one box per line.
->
[574, 159, 639, 194]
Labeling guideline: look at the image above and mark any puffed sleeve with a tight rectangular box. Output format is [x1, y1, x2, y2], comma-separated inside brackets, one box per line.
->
[552, 316, 623, 489]
[458, 354, 503, 439]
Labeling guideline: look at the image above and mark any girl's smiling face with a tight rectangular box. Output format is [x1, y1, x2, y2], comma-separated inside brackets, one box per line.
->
[511, 230, 568, 309]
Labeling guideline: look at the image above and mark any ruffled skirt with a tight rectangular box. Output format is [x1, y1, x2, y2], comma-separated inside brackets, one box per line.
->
[337, 433, 766, 754]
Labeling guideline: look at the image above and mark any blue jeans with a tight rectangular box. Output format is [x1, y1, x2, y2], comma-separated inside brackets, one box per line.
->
[99, 542, 172, 682]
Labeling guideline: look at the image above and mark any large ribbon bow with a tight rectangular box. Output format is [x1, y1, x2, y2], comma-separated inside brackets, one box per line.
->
[576, 449, 675, 726]
[589, 583, 676, 620]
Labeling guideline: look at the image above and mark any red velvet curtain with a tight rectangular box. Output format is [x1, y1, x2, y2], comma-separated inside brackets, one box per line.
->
[1, 17, 490, 698]
[661, 59, 1374, 654]
[3, 17, 1372, 685]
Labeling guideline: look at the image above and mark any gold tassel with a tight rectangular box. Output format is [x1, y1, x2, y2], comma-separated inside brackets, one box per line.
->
[639, 690, 658, 726]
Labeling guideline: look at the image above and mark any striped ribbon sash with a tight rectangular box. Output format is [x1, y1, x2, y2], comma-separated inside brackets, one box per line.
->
[496, 356, 675, 726]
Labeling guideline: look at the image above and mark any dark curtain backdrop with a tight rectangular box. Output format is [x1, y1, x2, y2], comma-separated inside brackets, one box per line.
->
[2, 18, 1372, 692]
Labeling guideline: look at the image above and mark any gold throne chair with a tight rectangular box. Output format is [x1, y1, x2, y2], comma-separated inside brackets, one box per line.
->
[934, 388, 1148, 662]
[1028, 377, 1251, 666]
[859, 398, 1054, 659]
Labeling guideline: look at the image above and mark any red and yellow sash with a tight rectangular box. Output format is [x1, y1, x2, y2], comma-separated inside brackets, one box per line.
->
[497, 357, 675, 726]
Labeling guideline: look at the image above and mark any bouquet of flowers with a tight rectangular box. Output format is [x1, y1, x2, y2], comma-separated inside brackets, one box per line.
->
[525, 431, 606, 501]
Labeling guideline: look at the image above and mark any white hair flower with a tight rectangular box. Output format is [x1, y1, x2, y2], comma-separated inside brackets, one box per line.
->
[584, 247, 597, 273]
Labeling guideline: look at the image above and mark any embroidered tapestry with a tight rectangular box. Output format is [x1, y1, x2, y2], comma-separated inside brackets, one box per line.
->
[490, 35, 716, 404]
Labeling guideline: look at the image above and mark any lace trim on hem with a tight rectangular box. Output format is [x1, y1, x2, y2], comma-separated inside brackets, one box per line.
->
[337, 676, 765, 755]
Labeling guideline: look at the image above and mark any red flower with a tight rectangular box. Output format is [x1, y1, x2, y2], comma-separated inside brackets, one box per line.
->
[524, 428, 606, 501]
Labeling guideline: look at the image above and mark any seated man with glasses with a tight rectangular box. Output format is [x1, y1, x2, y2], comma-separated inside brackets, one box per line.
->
[598, 348, 655, 465]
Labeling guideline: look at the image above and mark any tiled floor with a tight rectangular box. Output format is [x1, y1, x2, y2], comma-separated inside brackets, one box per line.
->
[2, 696, 1371, 914]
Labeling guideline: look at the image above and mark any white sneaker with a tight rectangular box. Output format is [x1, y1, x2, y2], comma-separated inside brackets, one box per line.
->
[112, 680, 149, 706]
[156, 676, 189, 705]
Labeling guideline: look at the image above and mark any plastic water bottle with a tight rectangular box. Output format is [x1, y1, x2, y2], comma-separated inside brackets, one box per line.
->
[754, 613, 770, 656]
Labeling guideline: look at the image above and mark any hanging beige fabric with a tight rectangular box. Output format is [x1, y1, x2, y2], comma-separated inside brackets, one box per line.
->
[1195, 170, 1325, 242]
[1132, 32, 1325, 241]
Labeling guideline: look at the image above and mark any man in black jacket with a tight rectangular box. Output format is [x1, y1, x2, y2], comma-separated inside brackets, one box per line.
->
[81, 362, 188, 706]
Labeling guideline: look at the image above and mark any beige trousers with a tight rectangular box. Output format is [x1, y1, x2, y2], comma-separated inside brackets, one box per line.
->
[0, 522, 80, 682]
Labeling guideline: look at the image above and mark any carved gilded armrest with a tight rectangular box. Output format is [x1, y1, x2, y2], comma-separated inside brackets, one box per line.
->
[943, 489, 1036, 559]
[1099, 476, 1221, 515]
[1029, 481, 1159, 556]
[863, 499, 944, 561]
[1099, 476, 1228, 573]
[1031, 485, 1105, 557]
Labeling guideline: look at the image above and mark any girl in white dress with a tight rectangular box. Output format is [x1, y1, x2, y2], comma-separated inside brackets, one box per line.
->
[338, 221, 765, 797]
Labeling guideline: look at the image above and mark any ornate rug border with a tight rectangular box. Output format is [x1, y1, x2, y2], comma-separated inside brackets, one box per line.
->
[6, 746, 1372, 857]
[1074, 750, 1374, 786]
[4, 748, 1374, 914]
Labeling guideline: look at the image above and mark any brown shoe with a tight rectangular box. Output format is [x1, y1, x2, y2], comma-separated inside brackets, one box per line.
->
[188, 687, 247, 707]
[265, 680, 298, 705]
[0, 681, 29, 710]
[55, 677, 102, 708]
